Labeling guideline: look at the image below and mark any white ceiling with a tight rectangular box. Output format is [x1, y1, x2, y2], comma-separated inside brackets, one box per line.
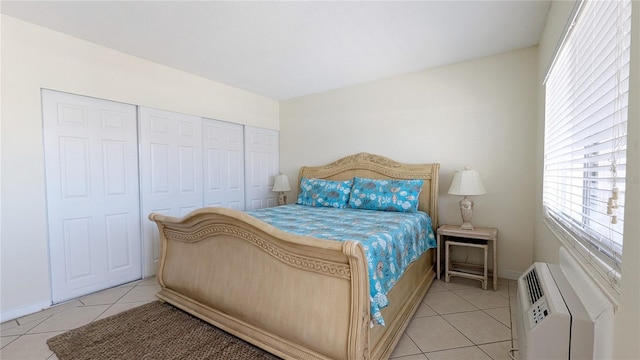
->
[1, 1, 551, 100]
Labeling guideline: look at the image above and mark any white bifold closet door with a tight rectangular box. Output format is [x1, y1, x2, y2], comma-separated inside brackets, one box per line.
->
[138, 107, 203, 277]
[202, 119, 245, 210]
[42, 90, 142, 303]
[244, 126, 279, 210]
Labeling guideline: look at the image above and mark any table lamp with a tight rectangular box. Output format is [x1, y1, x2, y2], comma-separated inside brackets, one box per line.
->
[448, 167, 486, 230]
[272, 174, 291, 206]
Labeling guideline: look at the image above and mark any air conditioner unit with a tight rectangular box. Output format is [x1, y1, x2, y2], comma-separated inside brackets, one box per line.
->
[516, 247, 613, 360]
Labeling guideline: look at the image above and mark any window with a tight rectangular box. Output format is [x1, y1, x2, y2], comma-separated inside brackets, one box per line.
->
[543, 0, 631, 293]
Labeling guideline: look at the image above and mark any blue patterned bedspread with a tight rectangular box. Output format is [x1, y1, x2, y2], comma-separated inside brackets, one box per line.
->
[246, 204, 436, 326]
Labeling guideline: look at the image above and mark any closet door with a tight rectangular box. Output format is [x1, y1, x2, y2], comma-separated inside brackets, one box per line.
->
[139, 107, 203, 277]
[244, 126, 279, 210]
[203, 119, 245, 210]
[42, 90, 141, 303]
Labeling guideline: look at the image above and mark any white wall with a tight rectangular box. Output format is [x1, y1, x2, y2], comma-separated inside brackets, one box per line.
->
[281, 47, 538, 279]
[0, 15, 279, 320]
[533, 1, 640, 358]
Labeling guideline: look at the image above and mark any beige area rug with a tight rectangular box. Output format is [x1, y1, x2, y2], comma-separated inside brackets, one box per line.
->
[47, 301, 281, 360]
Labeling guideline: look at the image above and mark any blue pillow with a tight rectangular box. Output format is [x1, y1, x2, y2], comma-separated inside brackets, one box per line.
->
[296, 178, 353, 208]
[348, 177, 423, 212]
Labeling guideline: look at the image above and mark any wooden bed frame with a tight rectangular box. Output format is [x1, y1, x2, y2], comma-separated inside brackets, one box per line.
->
[149, 153, 440, 360]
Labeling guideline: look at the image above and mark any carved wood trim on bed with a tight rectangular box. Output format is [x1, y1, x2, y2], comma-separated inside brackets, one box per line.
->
[150, 153, 440, 360]
[162, 223, 353, 279]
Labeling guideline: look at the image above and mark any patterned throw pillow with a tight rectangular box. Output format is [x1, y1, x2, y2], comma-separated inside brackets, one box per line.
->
[348, 177, 423, 212]
[296, 178, 354, 208]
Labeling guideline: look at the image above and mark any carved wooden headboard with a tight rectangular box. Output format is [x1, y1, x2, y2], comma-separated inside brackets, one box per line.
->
[298, 152, 440, 229]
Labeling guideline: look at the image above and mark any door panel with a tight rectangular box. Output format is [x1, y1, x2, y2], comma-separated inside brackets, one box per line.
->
[59, 137, 90, 198]
[244, 127, 279, 210]
[63, 217, 93, 280]
[102, 140, 129, 195]
[42, 89, 141, 303]
[139, 107, 203, 276]
[105, 213, 134, 271]
[179, 146, 197, 192]
[202, 119, 245, 210]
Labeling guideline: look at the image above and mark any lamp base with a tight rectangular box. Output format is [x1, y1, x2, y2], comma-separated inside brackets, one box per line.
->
[459, 222, 475, 231]
[459, 196, 475, 230]
[277, 192, 287, 206]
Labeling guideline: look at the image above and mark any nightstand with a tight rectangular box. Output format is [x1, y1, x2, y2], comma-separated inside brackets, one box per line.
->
[436, 224, 498, 290]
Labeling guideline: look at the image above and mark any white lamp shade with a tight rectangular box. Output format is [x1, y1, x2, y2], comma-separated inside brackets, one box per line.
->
[448, 168, 486, 196]
[272, 174, 291, 192]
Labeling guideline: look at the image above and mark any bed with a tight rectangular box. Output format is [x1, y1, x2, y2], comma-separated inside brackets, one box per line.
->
[149, 152, 440, 360]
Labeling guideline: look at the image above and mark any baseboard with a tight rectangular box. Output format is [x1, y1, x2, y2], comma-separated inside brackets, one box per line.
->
[1, 300, 51, 323]
[497, 268, 522, 281]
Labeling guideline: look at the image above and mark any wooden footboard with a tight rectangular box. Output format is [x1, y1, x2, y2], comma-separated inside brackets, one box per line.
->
[150, 206, 435, 360]
[150, 207, 372, 360]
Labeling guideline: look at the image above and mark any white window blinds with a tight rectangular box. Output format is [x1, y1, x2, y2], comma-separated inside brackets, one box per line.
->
[543, 0, 631, 292]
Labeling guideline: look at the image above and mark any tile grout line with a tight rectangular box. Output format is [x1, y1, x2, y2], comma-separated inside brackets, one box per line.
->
[0, 277, 150, 358]
[5, 278, 514, 360]
[480, 307, 512, 328]
[423, 289, 481, 353]
[87, 284, 139, 323]
[403, 288, 477, 357]
[426, 282, 516, 358]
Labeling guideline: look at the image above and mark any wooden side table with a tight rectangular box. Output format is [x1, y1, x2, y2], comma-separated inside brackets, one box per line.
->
[436, 224, 498, 290]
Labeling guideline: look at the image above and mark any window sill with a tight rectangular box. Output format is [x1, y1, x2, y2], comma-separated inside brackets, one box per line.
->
[543, 216, 620, 312]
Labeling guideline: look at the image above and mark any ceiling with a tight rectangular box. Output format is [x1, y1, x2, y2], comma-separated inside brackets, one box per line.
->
[1, 1, 551, 100]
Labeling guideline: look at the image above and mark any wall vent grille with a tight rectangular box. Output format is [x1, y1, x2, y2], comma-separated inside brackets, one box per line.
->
[524, 268, 544, 305]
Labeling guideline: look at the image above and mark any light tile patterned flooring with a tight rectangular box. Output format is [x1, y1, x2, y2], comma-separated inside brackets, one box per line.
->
[1, 276, 519, 360]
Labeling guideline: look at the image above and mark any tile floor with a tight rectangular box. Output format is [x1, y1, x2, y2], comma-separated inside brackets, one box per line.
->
[1, 276, 519, 360]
